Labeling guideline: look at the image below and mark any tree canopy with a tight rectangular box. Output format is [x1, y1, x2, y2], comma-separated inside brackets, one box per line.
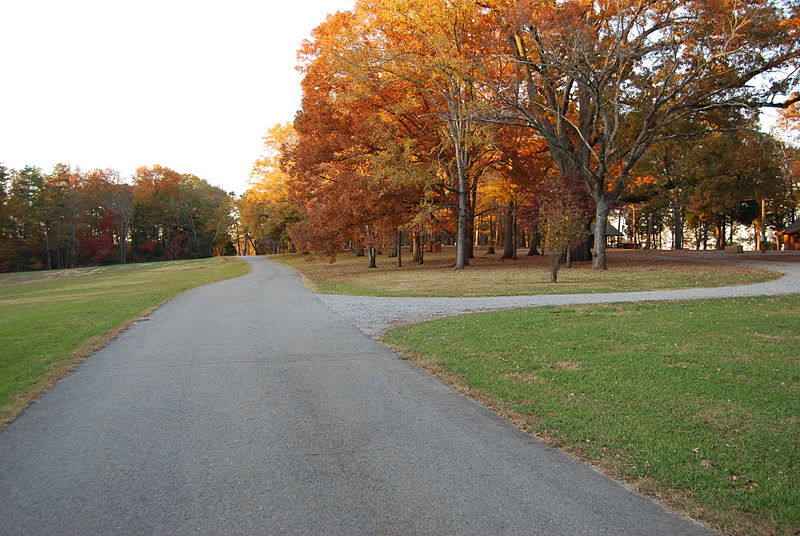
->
[244, 0, 798, 268]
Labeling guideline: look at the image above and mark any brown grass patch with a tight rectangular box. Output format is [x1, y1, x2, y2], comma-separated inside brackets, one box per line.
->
[273, 248, 780, 297]
[506, 371, 545, 384]
[752, 332, 800, 342]
[552, 361, 581, 371]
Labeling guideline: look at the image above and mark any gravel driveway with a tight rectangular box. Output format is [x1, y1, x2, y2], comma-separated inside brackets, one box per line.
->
[316, 253, 800, 336]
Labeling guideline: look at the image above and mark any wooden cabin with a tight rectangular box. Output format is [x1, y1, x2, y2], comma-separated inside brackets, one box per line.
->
[777, 218, 800, 251]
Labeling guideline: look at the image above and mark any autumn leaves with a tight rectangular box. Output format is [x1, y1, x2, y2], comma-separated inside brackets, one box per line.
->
[242, 0, 798, 270]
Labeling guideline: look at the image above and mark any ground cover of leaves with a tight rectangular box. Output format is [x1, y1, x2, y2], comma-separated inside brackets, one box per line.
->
[275, 248, 779, 297]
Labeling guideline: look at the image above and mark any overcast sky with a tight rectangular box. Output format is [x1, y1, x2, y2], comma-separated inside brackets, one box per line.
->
[0, 0, 355, 195]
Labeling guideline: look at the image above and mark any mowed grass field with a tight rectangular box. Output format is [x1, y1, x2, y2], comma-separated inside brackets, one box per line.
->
[382, 296, 800, 536]
[0, 257, 249, 426]
[274, 248, 780, 297]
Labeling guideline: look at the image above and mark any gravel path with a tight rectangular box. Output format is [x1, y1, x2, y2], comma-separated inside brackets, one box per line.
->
[316, 253, 800, 336]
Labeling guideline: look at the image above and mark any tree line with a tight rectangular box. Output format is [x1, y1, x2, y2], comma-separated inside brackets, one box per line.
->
[240, 0, 800, 271]
[0, 163, 237, 272]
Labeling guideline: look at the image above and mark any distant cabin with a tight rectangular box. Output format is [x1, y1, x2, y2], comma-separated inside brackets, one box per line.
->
[589, 221, 624, 247]
[777, 218, 800, 251]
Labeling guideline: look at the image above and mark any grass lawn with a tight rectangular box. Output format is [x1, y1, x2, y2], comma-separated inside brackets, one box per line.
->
[382, 295, 800, 536]
[273, 248, 780, 297]
[0, 257, 249, 426]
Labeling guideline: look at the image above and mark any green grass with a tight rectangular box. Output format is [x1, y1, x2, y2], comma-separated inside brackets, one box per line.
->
[273, 248, 780, 297]
[382, 296, 800, 535]
[0, 257, 249, 425]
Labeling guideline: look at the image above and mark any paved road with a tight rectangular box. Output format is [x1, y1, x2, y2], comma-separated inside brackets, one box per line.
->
[1, 257, 714, 535]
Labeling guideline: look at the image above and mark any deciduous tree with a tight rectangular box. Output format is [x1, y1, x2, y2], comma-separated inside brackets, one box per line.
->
[484, 0, 800, 268]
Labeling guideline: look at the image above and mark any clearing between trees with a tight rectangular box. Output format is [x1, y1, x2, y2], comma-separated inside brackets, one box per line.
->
[273, 248, 781, 297]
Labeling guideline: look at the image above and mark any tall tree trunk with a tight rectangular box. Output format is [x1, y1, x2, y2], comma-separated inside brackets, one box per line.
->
[367, 247, 377, 268]
[593, 198, 611, 270]
[455, 172, 469, 269]
[453, 114, 470, 270]
[396, 230, 402, 268]
[466, 183, 477, 259]
[501, 201, 515, 259]
[672, 200, 684, 250]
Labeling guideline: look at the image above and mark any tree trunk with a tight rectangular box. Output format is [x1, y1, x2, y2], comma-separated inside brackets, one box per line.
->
[466, 183, 477, 259]
[593, 198, 611, 270]
[548, 250, 562, 282]
[367, 247, 377, 268]
[396, 230, 402, 267]
[571, 239, 592, 262]
[119, 220, 128, 264]
[672, 200, 683, 250]
[702, 224, 709, 250]
[455, 177, 469, 269]
[453, 116, 470, 270]
[44, 225, 51, 270]
[501, 201, 515, 259]
[527, 224, 540, 255]
[486, 215, 496, 254]
[413, 232, 424, 264]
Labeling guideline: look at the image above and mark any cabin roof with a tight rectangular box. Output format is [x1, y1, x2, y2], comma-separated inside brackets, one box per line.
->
[779, 218, 800, 234]
[590, 221, 624, 237]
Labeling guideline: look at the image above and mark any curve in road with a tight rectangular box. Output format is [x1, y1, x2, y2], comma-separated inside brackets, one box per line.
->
[0, 257, 717, 535]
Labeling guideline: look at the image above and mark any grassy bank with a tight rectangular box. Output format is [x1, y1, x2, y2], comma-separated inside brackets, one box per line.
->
[382, 295, 800, 535]
[273, 249, 779, 297]
[0, 257, 249, 426]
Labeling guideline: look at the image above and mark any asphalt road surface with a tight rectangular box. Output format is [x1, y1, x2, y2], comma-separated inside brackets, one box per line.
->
[0, 257, 715, 535]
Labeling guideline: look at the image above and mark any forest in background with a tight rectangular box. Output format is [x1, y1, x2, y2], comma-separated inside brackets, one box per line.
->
[0, 164, 236, 272]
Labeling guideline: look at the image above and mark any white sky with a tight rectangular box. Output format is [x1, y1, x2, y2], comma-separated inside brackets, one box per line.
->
[0, 0, 355, 195]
